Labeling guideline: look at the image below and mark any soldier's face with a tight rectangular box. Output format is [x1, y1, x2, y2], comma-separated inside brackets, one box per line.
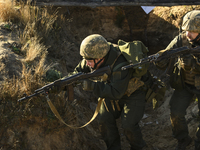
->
[86, 59, 95, 68]
[86, 58, 104, 69]
[186, 31, 199, 42]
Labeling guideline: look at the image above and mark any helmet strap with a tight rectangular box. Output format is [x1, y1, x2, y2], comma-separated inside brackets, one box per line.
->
[179, 26, 182, 34]
[93, 58, 104, 70]
[190, 33, 200, 44]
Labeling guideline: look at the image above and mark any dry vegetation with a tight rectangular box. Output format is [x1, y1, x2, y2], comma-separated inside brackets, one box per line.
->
[0, 0, 69, 127]
[0, 1, 96, 141]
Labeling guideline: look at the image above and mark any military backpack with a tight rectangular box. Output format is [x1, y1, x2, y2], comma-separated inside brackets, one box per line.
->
[117, 40, 166, 109]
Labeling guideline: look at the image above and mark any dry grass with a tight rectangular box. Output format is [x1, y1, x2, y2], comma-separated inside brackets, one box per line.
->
[21, 36, 48, 62]
[0, 0, 84, 135]
[0, 0, 19, 22]
[0, 0, 58, 43]
[0, 2, 98, 150]
[0, 1, 58, 116]
[18, 2, 39, 25]
[0, 58, 49, 101]
[19, 5, 58, 43]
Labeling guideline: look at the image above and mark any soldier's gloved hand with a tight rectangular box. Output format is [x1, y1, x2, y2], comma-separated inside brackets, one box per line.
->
[155, 50, 169, 69]
[82, 79, 95, 91]
[156, 58, 169, 69]
[181, 54, 194, 67]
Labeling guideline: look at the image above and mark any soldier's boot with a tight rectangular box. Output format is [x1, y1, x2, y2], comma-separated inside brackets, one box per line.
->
[175, 136, 192, 150]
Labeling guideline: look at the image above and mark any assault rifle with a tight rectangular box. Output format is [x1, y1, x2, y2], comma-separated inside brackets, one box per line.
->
[18, 65, 111, 101]
[121, 46, 200, 70]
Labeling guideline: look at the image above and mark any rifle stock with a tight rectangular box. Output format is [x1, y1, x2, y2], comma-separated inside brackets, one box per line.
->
[121, 46, 200, 70]
[18, 65, 111, 101]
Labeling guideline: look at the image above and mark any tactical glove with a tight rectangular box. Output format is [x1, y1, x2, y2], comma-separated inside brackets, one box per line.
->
[181, 54, 194, 68]
[82, 79, 95, 91]
[156, 58, 169, 69]
[155, 50, 169, 69]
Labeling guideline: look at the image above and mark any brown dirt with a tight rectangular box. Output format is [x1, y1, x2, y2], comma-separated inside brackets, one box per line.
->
[0, 5, 200, 150]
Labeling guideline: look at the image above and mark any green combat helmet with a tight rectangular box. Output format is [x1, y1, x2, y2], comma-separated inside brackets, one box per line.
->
[182, 10, 200, 33]
[80, 34, 110, 59]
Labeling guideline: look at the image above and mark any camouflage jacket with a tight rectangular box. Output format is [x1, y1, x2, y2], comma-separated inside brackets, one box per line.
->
[73, 44, 144, 100]
[159, 31, 200, 87]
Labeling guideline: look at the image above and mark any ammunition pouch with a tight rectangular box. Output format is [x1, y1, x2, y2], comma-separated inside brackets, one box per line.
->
[125, 77, 144, 97]
[169, 61, 185, 90]
[145, 75, 166, 109]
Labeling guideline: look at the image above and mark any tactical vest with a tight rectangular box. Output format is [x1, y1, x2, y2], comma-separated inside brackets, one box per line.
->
[180, 32, 200, 86]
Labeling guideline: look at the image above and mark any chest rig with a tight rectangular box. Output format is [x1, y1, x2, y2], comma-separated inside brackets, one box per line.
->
[180, 32, 200, 88]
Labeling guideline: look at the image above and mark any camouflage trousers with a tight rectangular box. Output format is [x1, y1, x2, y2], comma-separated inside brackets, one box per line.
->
[98, 90, 146, 150]
[170, 84, 200, 144]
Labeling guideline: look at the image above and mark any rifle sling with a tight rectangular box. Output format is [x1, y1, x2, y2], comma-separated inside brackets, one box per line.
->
[45, 94, 104, 129]
[67, 84, 74, 101]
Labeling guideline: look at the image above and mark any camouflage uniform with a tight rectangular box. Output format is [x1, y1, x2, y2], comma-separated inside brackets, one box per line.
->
[156, 10, 200, 150]
[74, 34, 148, 150]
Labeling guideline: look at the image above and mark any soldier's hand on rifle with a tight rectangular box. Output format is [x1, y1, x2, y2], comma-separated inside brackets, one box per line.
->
[156, 59, 169, 68]
[155, 50, 169, 69]
[155, 54, 169, 69]
[180, 54, 194, 68]
[82, 79, 95, 91]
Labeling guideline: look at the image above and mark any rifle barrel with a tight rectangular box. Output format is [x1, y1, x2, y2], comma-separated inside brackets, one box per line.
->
[18, 90, 44, 101]
[18, 65, 111, 102]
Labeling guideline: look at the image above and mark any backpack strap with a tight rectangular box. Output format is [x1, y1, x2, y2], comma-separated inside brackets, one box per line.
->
[110, 48, 122, 70]
[113, 61, 129, 72]
[109, 43, 130, 71]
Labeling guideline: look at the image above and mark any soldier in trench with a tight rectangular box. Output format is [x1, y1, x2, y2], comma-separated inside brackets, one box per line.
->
[59, 34, 152, 150]
[156, 10, 200, 150]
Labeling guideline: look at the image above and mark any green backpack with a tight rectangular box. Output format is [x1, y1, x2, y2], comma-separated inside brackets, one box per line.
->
[118, 39, 149, 77]
[118, 40, 166, 109]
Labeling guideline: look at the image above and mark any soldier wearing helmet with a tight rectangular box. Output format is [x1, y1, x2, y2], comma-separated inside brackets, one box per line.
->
[71, 34, 149, 150]
[79, 34, 110, 70]
[156, 10, 200, 150]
